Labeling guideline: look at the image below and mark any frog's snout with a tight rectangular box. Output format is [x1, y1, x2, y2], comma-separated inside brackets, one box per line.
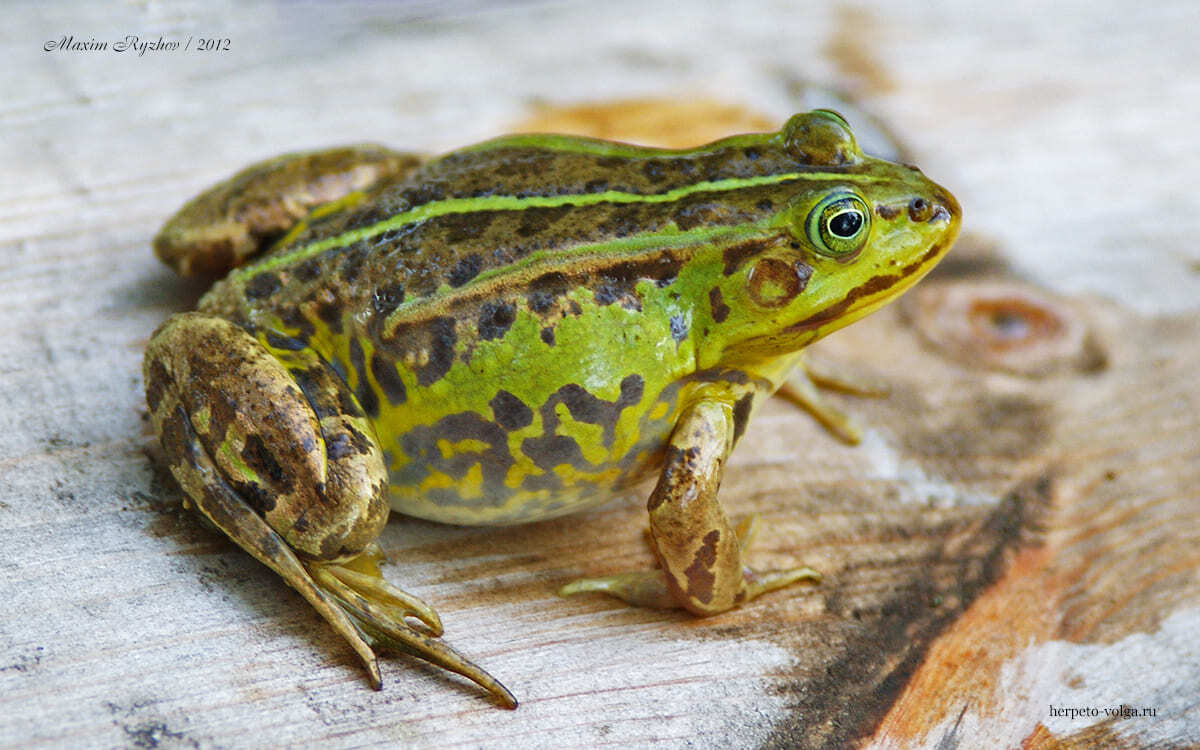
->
[930, 186, 961, 226]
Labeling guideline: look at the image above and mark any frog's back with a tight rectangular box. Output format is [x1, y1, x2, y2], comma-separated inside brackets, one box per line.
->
[198, 128, 832, 326]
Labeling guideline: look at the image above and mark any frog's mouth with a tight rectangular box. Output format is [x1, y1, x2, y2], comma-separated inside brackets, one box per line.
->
[785, 195, 960, 343]
[794, 236, 951, 334]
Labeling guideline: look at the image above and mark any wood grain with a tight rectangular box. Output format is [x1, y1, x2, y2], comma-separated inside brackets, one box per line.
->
[2, 2, 1197, 748]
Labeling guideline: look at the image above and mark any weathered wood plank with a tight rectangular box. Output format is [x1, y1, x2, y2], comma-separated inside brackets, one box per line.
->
[2, 2, 1197, 748]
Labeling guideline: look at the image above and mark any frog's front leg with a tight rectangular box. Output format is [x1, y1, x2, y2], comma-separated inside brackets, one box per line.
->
[561, 398, 820, 614]
[144, 313, 516, 708]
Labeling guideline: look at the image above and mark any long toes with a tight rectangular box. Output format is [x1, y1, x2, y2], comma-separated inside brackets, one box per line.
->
[559, 569, 678, 609]
[310, 562, 515, 708]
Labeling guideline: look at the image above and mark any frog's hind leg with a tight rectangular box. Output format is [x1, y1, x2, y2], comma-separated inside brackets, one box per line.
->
[153, 145, 423, 277]
[144, 313, 516, 708]
[154, 399, 383, 685]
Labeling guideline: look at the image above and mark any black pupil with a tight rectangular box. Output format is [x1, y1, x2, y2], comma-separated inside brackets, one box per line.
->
[829, 209, 863, 238]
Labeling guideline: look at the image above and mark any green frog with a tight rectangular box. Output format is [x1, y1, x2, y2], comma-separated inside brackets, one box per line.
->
[144, 110, 960, 708]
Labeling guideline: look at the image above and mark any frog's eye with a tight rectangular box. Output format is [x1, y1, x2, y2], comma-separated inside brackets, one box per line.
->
[805, 192, 870, 259]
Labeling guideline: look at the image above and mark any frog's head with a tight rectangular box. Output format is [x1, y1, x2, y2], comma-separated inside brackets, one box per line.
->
[710, 110, 961, 365]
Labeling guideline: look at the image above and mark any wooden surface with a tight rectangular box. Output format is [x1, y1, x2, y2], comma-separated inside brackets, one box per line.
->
[3, 2, 1198, 748]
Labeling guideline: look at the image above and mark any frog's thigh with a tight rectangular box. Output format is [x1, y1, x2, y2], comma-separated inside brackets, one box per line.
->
[145, 313, 390, 559]
[153, 145, 423, 276]
[144, 313, 386, 683]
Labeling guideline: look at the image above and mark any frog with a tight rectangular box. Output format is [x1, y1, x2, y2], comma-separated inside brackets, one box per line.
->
[143, 110, 960, 709]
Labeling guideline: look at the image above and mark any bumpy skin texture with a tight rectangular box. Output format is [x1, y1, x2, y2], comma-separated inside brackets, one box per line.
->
[144, 111, 960, 707]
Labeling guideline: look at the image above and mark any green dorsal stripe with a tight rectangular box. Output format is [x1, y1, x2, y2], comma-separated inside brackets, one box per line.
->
[444, 131, 773, 159]
[234, 171, 886, 280]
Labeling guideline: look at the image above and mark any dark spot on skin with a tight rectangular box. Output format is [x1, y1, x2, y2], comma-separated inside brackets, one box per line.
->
[159, 407, 194, 470]
[688, 368, 753, 386]
[244, 273, 280, 299]
[335, 381, 360, 419]
[478, 301, 516, 340]
[344, 424, 373, 455]
[749, 257, 805, 308]
[145, 360, 168, 413]
[756, 198, 773, 212]
[397, 411, 512, 494]
[521, 434, 586, 473]
[400, 182, 446, 208]
[348, 338, 379, 417]
[514, 204, 569, 238]
[442, 212, 493, 244]
[647, 444, 699, 511]
[527, 290, 556, 314]
[732, 393, 754, 443]
[540, 327, 555, 345]
[876, 203, 900, 220]
[722, 238, 774, 275]
[370, 351, 407, 405]
[490, 390, 533, 431]
[279, 307, 315, 341]
[294, 257, 323, 282]
[415, 317, 457, 386]
[585, 178, 609, 193]
[326, 433, 355, 460]
[641, 160, 666, 183]
[674, 202, 723, 231]
[314, 299, 343, 334]
[291, 367, 335, 420]
[605, 254, 683, 288]
[521, 374, 645, 474]
[683, 530, 721, 604]
[709, 287, 730, 323]
[240, 433, 289, 495]
[743, 146, 761, 161]
[264, 332, 308, 351]
[908, 197, 932, 222]
[372, 283, 405, 318]
[339, 246, 366, 283]
[670, 313, 689, 342]
[568, 300, 583, 317]
[531, 271, 569, 291]
[447, 253, 483, 287]
[594, 283, 620, 306]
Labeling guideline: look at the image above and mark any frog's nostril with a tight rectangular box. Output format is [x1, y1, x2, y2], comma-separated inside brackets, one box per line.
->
[908, 197, 931, 222]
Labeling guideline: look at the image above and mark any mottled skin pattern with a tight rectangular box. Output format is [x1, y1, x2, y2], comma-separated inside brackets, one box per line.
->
[143, 111, 960, 708]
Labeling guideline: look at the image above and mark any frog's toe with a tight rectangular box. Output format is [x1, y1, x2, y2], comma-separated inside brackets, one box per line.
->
[776, 357, 892, 445]
[740, 565, 822, 601]
[558, 570, 678, 609]
[732, 514, 821, 602]
[313, 557, 443, 636]
[309, 558, 517, 710]
[559, 565, 819, 611]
